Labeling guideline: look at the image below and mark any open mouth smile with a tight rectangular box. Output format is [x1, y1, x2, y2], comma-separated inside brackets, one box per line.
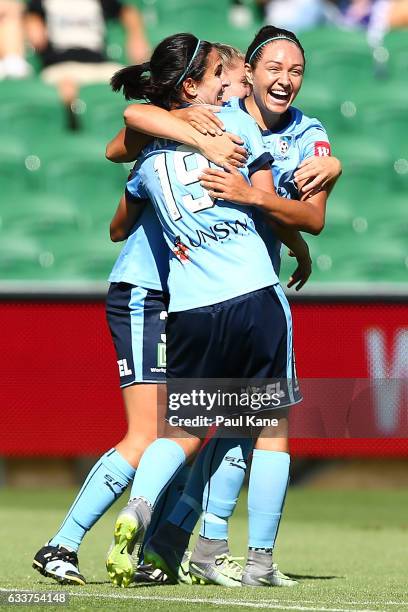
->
[268, 89, 291, 103]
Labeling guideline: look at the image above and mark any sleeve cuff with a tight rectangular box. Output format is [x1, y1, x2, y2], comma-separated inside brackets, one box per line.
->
[247, 152, 273, 177]
[125, 186, 143, 203]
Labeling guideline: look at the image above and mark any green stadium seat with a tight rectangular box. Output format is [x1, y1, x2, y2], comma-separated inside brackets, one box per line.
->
[0, 99, 65, 146]
[44, 152, 127, 228]
[1, 193, 82, 237]
[333, 135, 392, 170]
[106, 21, 127, 64]
[340, 237, 408, 282]
[306, 49, 375, 99]
[0, 140, 30, 199]
[46, 232, 122, 280]
[0, 78, 58, 105]
[300, 27, 369, 55]
[360, 105, 408, 160]
[324, 194, 355, 234]
[0, 231, 45, 279]
[386, 26, 408, 71]
[334, 165, 392, 205]
[0, 79, 65, 147]
[154, 0, 230, 25]
[77, 84, 127, 140]
[296, 81, 342, 133]
[142, 0, 232, 43]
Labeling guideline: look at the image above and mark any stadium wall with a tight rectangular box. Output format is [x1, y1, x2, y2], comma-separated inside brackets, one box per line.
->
[1, 286, 407, 458]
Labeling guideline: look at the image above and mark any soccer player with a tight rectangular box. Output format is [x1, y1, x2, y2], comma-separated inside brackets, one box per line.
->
[31, 40, 246, 588]
[110, 28, 340, 588]
[104, 29, 334, 589]
[103, 43, 296, 589]
[190, 27, 338, 587]
[214, 43, 251, 102]
[182, 27, 340, 588]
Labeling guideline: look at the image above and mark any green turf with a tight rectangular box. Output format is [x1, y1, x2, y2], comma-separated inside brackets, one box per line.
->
[0, 487, 407, 611]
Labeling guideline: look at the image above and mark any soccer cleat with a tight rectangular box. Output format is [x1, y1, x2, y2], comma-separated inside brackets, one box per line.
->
[133, 563, 171, 585]
[144, 539, 192, 585]
[190, 554, 243, 587]
[32, 544, 86, 586]
[106, 498, 151, 588]
[242, 549, 298, 587]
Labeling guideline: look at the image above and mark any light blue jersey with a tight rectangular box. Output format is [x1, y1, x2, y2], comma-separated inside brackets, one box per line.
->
[126, 106, 278, 312]
[109, 203, 169, 291]
[226, 97, 330, 274]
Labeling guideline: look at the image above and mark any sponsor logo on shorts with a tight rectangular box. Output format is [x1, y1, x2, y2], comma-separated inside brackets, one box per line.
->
[117, 358, 132, 377]
[157, 342, 166, 368]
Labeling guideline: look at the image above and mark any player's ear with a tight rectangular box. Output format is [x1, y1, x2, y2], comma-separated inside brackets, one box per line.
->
[182, 77, 198, 99]
[244, 63, 253, 87]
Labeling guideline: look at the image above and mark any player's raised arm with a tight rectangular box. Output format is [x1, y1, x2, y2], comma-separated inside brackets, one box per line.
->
[123, 103, 248, 168]
[199, 163, 327, 235]
[106, 127, 152, 163]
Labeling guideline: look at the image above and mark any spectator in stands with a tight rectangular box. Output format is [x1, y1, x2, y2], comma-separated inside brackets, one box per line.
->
[339, 0, 408, 45]
[255, 0, 330, 31]
[0, 0, 31, 78]
[25, 0, 150, 130]
[256, 0, 408, 44]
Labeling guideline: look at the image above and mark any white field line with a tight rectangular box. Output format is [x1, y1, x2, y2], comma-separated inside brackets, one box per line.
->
[0, 588, 385, 612]
[3, 589, 406, 610]
[65, 592, 386, 612]
[256, 599, 407, 608]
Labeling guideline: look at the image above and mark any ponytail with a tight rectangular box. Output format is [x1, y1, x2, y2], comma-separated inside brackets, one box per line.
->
[110, 63, 151, 101]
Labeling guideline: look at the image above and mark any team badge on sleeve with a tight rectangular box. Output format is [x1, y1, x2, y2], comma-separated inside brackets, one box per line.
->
[314, 141, 331, 157]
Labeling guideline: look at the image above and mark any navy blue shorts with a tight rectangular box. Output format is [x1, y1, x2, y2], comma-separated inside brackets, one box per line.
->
[106, 283, 169, 386]
[166, 284, 301, 410]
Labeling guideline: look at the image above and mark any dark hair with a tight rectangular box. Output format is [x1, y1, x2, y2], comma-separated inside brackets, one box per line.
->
[111, 33, 214, 109]
[245, 25, 305, 68]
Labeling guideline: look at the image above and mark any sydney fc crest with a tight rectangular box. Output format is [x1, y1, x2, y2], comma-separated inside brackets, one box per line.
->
[276, 135, 294, 159]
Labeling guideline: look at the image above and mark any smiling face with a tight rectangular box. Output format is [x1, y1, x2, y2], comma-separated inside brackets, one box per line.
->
[184, 48, 229, 106]
[246, 39, 304, 117]
[221, 60, 251, 102]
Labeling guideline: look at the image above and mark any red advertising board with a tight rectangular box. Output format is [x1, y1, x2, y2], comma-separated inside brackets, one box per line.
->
[0, 299, 407, 456]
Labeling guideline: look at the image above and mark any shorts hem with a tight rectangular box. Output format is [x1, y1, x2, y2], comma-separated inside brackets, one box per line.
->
[120, 379, 166, 388]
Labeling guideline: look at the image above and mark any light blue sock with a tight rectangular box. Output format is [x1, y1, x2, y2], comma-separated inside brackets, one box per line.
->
[50, 448, 135, 551]
[130, 438, 186, 507]
[143, 464, 190, 543]
[167, 441, 210, 534]
[248, 450, 290, 549]
[200, 438, 252, 540]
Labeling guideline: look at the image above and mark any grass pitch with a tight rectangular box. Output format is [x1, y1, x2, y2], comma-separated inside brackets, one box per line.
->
[0, 486, 407, 612]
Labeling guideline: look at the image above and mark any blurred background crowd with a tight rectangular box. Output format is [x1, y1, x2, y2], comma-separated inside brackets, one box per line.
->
[0, 0, 407, 285]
